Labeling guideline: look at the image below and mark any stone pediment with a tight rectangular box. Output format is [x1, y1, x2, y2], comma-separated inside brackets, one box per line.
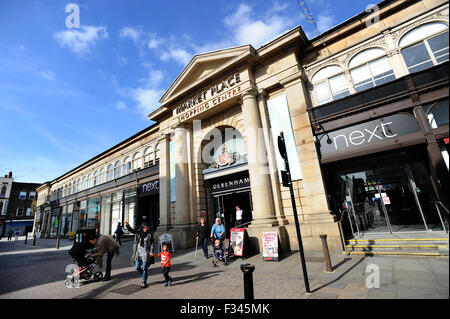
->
[159, 45, 254, 106]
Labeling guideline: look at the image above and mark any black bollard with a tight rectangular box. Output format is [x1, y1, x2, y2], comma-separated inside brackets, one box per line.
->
[33, 234, 36, 246]
[320, 234, 333, 273]
[24, 232, 28, 245]
[240, 263, 255, 299]
[56, 235, 60, 249]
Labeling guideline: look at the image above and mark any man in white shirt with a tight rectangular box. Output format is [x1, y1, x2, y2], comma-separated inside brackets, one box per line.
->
[235, 205, 243, 227]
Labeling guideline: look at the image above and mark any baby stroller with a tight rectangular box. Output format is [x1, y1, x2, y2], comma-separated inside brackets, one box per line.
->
[212, 238, 228, 267]
[65, 250, 103, 287]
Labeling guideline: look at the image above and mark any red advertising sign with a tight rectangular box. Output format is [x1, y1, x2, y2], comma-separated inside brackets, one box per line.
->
[262, 232, 279, 261]
[230, 228, 245, 257]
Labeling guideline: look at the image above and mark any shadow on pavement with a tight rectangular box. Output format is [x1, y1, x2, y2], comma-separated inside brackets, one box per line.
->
[311, 256, 366, 293]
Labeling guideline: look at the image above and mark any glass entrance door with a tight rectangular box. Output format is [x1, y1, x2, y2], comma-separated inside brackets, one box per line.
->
[328, 146, 441, 235]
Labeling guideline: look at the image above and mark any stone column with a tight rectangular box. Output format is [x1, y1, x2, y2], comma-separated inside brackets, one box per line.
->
[158, 133, 171, 230]
[256, 89, 287, 226]
[281, 73, 341, 252]
[241, 89, 277, 226]
[174, 126, 190, 227]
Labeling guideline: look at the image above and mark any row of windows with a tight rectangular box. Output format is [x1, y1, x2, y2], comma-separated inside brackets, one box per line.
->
[50, 144, 160, 200]
[16, 207, 32, 217]
[311, 21, 449, 105]
[19, 191, 36, 200]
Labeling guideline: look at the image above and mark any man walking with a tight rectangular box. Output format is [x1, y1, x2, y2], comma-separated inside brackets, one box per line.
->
[235, 205, 243, 227]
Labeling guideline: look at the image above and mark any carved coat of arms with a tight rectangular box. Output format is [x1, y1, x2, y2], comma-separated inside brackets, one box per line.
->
[210, 145, 240, 168]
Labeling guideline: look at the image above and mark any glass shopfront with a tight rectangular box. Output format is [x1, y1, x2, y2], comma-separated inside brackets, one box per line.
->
[87, 197, 100, 228]
[49, 207, 60, 236]
[111, 192, 123, 234]
[209, 171, 253, 239]
[325, 145, 444, 235]
[79, 200, 87, 229]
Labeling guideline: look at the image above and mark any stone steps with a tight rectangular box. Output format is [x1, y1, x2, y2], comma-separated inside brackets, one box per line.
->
[344, 238, 449, 256]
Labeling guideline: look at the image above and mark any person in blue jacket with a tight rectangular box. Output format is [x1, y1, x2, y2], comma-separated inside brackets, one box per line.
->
[210, 218, 225, 250]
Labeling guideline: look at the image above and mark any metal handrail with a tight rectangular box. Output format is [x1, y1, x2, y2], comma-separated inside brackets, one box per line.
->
[433, 201, 449, 233]
[337, 209, 357, 254]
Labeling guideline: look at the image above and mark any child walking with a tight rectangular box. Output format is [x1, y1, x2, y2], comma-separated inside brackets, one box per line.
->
[158, 244, 173, 286]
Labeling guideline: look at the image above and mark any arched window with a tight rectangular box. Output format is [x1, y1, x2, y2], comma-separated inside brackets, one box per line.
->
[82, 176, 87, 190]
[123, 157, 131, 175]
[64, 185, 68, 197]
[100, 168, 106, 184]
[114, 161, 122, 179]
[133, 152, 141, 170]
[68, 183, 72, 195]
[144, 146, 154, 167]
[426, 99, 449, 129]
[107, 164, 114, 181]
[155, 144, 160, 164]
[87, 173, 93, 189]
[312, 65, 350, 105]
[1, 186, 6, 197]
[94, 171, 99, 186]
[349, 48, 395, 92]
[76, 178, 81, 193]
[400, 22, 449, 73]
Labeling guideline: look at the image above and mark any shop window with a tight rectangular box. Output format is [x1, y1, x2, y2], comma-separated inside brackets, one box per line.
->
[114, 161, 122, 179]
[312, 65, 350, 105]
[87, 197, 100, 229]
[133, 152, 141, 171]
[107, 164, 114, 181]
[144, 146, 154, 167]
[29, 191, 36, 200]
[79, 200, 87, 229]
[400, 22, 449, 74]
[349, 48, 395, 92]
[123, 157, 131, 175]
[427, 100, 449, 129]
[19, 191, 27, 200]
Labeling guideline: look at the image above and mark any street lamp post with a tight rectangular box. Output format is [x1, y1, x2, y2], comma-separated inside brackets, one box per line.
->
[277, 132, 311, 293]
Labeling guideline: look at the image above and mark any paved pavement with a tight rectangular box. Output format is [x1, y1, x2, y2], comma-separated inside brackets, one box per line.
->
[0, 237, 448, 300]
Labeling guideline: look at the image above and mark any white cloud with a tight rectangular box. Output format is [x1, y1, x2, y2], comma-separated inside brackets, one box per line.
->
[54, 25, 108, 56]
[148, 37, 161, 49]
[160, 47, 191, 66]
[119, 26, 143, 44]
[40, 71, 55, 80]
[19, 45, 26, 51]
[132, 87, 164, 116]
[115, 100, 127, 110]
[224, 4, 294, 48]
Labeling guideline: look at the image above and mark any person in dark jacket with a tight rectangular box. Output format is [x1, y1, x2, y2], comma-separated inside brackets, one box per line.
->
[196, 218, 210, 259]
[114, 222, 124, 246]
[124, 221, 154, 288]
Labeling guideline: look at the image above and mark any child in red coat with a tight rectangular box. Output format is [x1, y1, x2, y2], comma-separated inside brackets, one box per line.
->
[157, 244, 173, 286]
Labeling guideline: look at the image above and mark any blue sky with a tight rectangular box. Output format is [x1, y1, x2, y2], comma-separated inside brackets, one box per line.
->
[0, 0, 378, 184]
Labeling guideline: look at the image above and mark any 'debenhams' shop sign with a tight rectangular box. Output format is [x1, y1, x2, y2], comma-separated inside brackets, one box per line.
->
[318, 114, 421, 156]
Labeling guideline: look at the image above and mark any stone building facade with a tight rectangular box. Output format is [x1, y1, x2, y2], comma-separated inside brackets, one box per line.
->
[35, 0, 448, 253]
